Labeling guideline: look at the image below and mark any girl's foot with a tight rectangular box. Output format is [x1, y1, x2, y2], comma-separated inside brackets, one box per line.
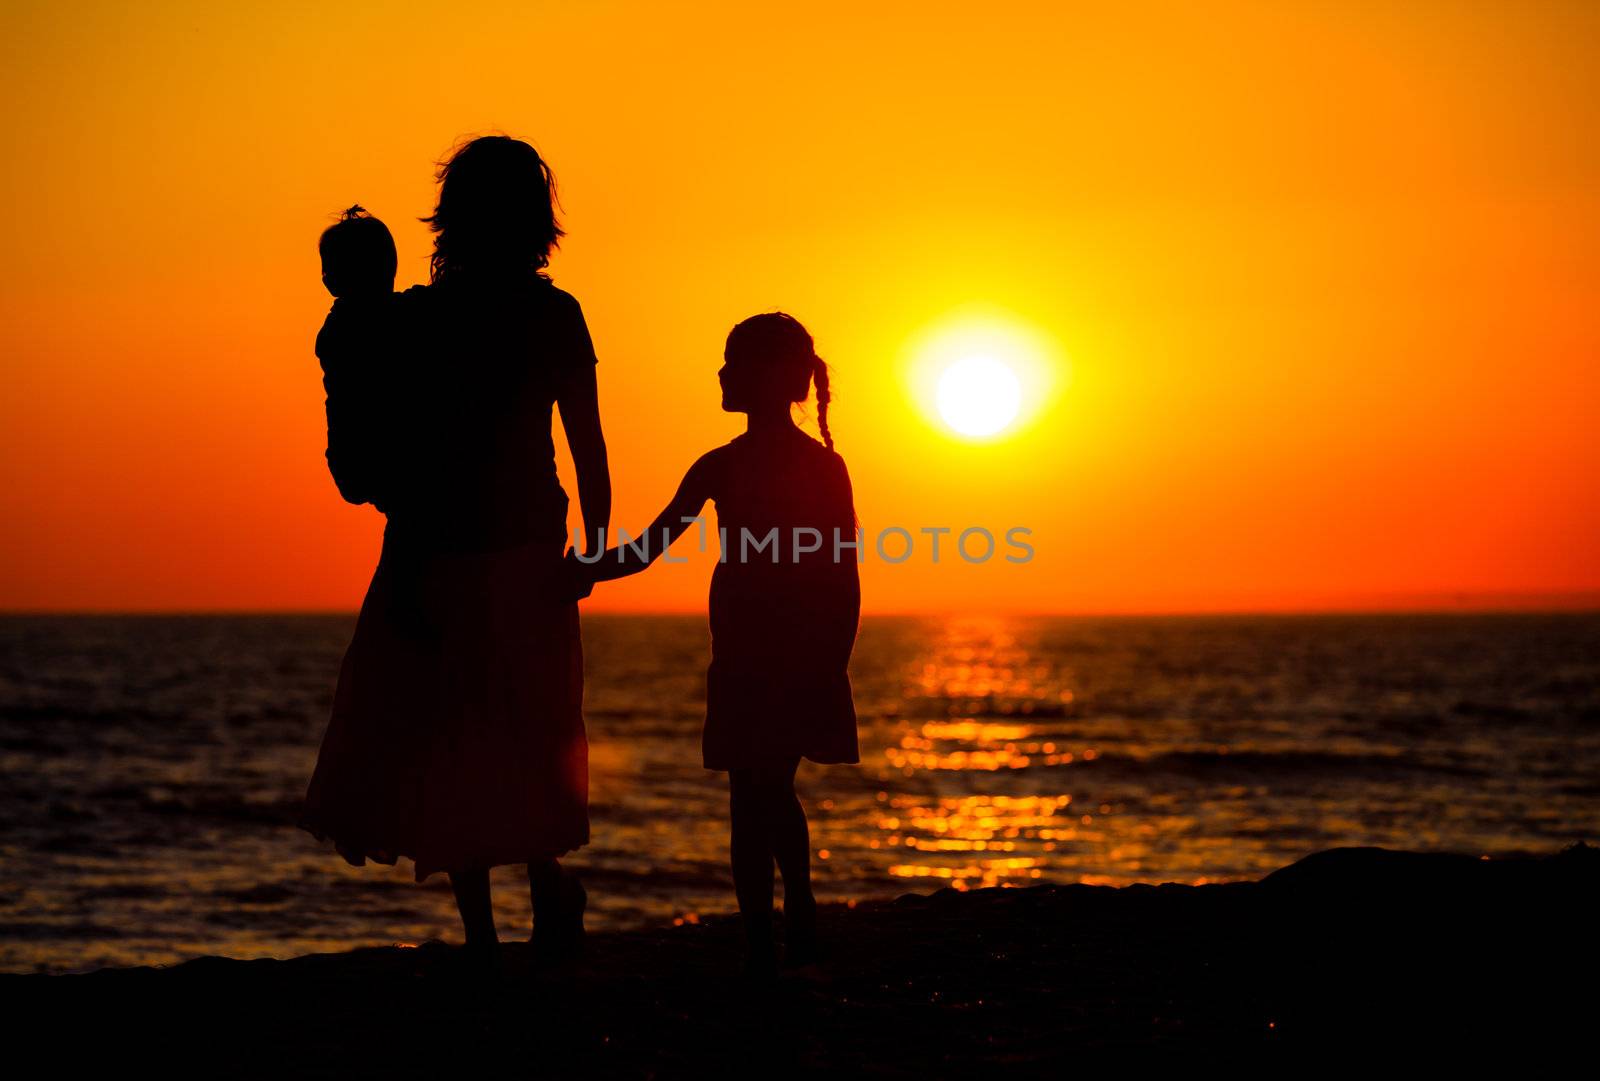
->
[782, 898, 821, 969]
[530, 871, 586, 967]
[742, 938, 780, 984]
[739, 908, 780, 984]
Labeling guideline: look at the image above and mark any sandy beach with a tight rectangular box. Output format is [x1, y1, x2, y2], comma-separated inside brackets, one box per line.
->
[8, 844, 1593, 1075]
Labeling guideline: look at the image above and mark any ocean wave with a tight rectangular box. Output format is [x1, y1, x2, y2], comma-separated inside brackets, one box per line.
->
[1064, 747, 1488, 780]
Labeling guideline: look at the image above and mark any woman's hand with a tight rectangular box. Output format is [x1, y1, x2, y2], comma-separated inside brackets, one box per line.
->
[557, 549, 597, 603]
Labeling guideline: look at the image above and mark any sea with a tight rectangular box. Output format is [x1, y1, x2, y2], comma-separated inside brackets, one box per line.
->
[1, 612, 1596, 974]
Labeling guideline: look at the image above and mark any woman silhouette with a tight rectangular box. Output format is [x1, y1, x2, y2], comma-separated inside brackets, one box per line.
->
[300, 136, 610, 972]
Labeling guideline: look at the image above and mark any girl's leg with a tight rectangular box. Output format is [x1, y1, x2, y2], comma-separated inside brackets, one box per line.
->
[755, 758, 818, 961]
[449, 868, 496, 947]
[728, 767, 777, 969]
[756, 758, 814, 908]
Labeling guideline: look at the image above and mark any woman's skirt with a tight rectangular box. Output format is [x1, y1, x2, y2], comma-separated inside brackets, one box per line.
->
[299, 532, 587, 881]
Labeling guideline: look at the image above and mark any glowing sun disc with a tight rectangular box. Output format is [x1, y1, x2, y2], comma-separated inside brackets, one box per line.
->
[936, 355, 1022, 437]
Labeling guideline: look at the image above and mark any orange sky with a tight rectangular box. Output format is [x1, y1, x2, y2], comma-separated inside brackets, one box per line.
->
[1, 1, 1596, 613]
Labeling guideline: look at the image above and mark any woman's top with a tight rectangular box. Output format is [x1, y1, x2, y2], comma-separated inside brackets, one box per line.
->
[380, 275, 598, 554]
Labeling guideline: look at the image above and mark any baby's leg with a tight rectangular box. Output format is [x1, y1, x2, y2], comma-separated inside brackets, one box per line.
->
[728, 766, 777, 968]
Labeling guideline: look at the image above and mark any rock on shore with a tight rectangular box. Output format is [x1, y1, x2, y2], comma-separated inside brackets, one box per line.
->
[8, 845, 1595, 1076]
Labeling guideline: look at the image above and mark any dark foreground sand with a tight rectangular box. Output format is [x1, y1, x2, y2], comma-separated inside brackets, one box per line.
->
[8, 845, 1595, 1076]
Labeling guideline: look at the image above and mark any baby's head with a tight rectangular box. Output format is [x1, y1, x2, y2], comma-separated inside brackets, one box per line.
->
[319, 205, 397, 298]
[720, 312, 834, 449]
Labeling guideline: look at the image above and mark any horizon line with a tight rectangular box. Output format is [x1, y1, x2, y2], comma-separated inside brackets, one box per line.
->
[4, 594, 1598, 620]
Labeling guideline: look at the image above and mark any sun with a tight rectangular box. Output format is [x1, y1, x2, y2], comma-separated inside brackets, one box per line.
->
[908, 309, 1060, 442]
[937, 356, 1022, 437]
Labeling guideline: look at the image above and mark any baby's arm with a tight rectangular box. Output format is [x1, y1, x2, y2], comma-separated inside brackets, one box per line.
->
[316, 304, 375, 507]
[578, 451, 719, 583]
[316, 296, 396, 509]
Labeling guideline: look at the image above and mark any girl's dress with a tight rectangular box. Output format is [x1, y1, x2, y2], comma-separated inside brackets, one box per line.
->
[300, 275, 596, 881]
[701, 426, 861, 771]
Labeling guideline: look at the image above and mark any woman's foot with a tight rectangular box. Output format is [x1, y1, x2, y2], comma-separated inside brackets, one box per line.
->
[530, 870, 586, 967]
[453, 938, 504, 985]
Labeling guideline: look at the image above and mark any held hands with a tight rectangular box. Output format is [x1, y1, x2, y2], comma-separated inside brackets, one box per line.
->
[557, 548, 598, 603]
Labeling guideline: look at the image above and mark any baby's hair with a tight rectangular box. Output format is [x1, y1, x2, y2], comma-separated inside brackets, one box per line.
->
[318, 205, 397, 282]
[726, 312, 835, 450]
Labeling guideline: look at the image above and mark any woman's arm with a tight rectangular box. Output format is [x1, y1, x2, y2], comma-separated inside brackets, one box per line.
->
[556, 362, 611, 557]
[579, 452, 718, 583]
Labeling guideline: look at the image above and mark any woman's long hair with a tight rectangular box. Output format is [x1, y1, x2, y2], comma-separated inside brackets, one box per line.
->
[423, 135, 564, 283]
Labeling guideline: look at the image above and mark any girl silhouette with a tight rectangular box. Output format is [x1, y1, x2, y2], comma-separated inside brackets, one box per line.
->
[576, 312, 860, 977]
[301, 136, 610, 974]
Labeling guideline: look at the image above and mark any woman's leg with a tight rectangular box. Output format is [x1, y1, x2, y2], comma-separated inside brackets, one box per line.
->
[728, 767, 776, 966]
[528, 856, 586, 961]
[449, 868, 496, 947]
[528, 857, 563, 919]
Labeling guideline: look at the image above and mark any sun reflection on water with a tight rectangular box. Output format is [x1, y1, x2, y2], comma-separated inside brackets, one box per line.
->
[842, 616, 1184, 893]
[887, 721, 1099, 772]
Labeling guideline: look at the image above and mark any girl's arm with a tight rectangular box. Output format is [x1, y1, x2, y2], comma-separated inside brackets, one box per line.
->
[581, 452, 718, 583]
[556, 362, 611, 557]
